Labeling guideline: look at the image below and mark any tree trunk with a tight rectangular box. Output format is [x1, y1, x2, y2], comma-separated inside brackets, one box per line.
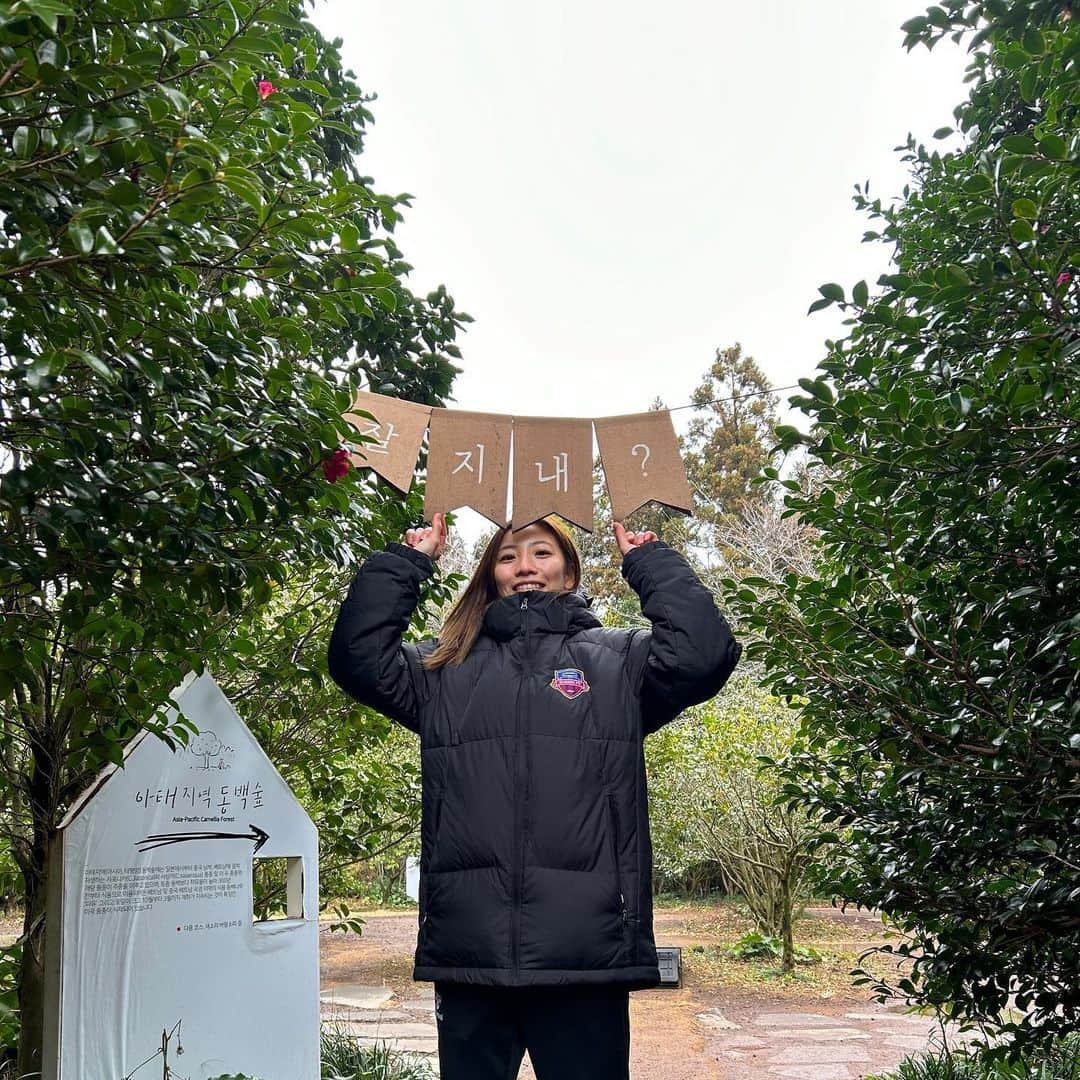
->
[779, 867, 795, 975]
[16, 829, 49, 1078]
[16, 713, 61, 1078]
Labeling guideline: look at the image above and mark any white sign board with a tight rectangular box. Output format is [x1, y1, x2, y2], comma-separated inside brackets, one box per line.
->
[405, 855, 420, 903]
[43, 671, 320, 1080]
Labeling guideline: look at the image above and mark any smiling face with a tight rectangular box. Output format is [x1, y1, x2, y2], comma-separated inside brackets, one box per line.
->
[493, 522, 577, 598]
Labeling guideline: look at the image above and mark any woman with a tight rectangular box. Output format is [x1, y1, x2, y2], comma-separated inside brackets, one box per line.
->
[328, 512, 741, 1080]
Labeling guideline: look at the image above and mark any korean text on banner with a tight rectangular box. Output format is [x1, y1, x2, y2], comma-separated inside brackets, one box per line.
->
[511, 417, 594, 532]
[424, 409, 511, 526]
[594, 411, 693, 520]
[343, 391, 431, 494]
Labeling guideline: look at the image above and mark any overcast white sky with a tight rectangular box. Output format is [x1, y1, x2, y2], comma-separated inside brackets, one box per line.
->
[311, 2, 969, 535]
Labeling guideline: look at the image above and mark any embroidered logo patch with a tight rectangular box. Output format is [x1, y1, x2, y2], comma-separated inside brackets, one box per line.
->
[550, 668, 590, 700]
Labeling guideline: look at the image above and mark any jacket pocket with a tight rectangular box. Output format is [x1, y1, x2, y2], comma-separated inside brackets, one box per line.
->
[606, 794, 629, 930]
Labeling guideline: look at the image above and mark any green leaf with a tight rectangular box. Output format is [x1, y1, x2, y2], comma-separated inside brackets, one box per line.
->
[798, 377, 834, 404]
[962, 174, 993, 194]
[818, 283, 845, 302]
[106, 180, 142, 207]
[11, 0, 75, 32]
[135, 356, 164, 389]
[1011, 383, 1041, 407]
[94, 226, 119, 254]
[1022, 28, 1045, 55]
[899, 15, 929, 33]
[1038, 134, 1069, 160]
[1020, 65, 1038, 104]
[774, 424, 808, 446]
[1000, 135, 1036, 154]
[72, 350, 115, 382]
[958, 205, 995, 227]
[58, 109, 94, 148]
[37, 37, 67, 68]
[146, 96, 170, 124]
[1011, 198, 1038, 220]
[160, 85, 191, 114]
[852, 280, 869, 307]
[220, 169, 264, 212]
[1009, 218, 1036, 244]
[68, 221, 93, 255]
[12, 125, 39, 158]
[288, 107, 318, 138]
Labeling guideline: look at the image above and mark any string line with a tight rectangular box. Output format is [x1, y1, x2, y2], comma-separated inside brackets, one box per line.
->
[664, 382, 802, 413]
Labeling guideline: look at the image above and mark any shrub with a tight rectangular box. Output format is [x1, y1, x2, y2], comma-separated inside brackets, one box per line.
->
[731, 0, 1080, 1050]
[866, 1037, 1080, 1080]
[726, 930, 822, 965]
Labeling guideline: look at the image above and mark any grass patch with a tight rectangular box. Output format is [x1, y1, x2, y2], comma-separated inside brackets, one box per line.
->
[682, 942, 867, 997]
[651, 890, 735, 911]
[320, 1022, 435, 1079]
[660, 898, 898, 1000]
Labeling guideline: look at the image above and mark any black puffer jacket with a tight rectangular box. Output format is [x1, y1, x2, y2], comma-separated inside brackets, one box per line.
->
[328, 540, 741, 989]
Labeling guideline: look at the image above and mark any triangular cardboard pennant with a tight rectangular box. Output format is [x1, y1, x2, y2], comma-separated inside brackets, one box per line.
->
[594, 411, 693, 520]
[424, 409, 511, 526]
[511, 417, 594, 532]
[343, 391, 431, 494]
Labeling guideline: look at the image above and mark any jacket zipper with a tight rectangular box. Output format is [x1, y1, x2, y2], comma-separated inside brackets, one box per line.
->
[510, 593, 529, 974]
[608, 793, 629, 929]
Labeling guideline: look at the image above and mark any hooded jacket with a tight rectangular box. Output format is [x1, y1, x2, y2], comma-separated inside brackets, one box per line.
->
[328, 539, 741, 989]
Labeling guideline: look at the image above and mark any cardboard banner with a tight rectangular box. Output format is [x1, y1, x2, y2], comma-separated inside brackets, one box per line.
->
[595, 410, 693, 520]
[337, 391, 695, 532]
[343, 391, 431, 494]
[511, 416, 594, 532]
[424, 409, 511, 526]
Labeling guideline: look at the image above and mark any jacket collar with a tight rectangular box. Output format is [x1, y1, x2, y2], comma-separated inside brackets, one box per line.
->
[481, 589, 601, 642]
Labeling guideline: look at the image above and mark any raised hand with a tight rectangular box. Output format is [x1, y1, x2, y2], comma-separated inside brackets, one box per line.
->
[613, 521, 658, 556]
[404, 512, 448, 561]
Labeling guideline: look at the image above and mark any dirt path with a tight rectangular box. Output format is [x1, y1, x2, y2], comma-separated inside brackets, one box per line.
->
[320, 905, 947, 1079]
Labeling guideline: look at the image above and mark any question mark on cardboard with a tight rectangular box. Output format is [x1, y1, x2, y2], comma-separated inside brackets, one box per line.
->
[631, 443, 651, 478]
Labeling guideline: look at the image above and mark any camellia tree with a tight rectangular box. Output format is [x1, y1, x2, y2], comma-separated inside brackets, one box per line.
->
[731, 0, 1078, 1053]
[0, 0, 467, 1071]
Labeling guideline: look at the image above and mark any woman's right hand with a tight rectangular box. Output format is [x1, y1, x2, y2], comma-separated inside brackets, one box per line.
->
[404, 512, 448, 561]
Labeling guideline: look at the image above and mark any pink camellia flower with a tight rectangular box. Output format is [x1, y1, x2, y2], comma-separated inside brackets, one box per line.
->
[322, 448, 351, 483]
[258, 80, 276, 101]
[1056, 271, 1073, 287]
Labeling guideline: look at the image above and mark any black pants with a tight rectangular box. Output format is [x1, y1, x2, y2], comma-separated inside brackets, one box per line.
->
[434, 981, 631, 1080]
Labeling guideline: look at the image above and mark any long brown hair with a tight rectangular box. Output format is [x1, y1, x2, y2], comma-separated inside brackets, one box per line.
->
[424, 517, 583, 669]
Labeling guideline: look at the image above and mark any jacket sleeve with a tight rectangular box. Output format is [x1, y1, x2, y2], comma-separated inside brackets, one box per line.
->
[621, 541, 742, 736]
[327, 542, 436, 735]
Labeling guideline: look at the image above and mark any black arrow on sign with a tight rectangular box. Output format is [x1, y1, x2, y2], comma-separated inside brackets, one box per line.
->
[135, 824, 269, 854]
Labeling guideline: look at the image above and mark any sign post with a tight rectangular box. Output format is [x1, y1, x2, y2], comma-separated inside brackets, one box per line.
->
[43, 672, 320, 1080]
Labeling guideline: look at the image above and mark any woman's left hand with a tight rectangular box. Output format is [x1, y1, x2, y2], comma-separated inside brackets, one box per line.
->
[404, 512, 448, 560]
[613, 521, 658, 556]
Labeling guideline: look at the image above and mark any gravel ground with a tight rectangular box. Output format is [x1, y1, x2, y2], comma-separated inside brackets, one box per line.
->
[320, 904, 941, 1080]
